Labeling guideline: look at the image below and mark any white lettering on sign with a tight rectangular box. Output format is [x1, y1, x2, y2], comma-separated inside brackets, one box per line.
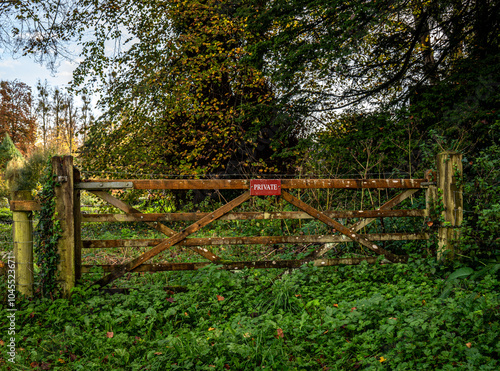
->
[253, 184, 279, 191]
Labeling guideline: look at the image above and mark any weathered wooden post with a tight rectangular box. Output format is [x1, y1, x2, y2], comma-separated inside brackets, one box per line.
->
[74, 166, 82, 282]
[436, 151, 463, 260]
[52, 156, 75, 296]
[12, 191, 34, 297]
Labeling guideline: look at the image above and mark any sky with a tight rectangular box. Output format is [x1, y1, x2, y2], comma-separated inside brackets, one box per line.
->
[0, 52, 93, 109]
[0, 55, 75, 90]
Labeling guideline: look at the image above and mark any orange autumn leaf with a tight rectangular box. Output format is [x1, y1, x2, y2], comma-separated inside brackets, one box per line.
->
[277, 328, 284, 338]
[333, 304, 339, 307]
[426, 221, 434, 227]
[106, 332, 114, 338]
[0, 340, 4, 346]
[466, 342, 472, 348]
[217, 295, 225, 301]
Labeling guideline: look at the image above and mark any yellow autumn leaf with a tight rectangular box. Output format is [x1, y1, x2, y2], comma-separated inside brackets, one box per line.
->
[379, 356, 387, 363]
[208, 327, 215, 331]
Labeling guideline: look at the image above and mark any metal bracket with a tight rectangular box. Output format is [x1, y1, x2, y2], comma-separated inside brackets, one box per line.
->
[75, 182, 134, 190]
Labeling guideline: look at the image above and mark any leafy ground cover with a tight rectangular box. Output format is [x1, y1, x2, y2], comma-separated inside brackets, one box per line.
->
[1, 256, 499, 370]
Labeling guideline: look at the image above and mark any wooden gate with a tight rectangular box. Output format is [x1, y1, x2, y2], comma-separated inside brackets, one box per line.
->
[10, 153, 464, 296]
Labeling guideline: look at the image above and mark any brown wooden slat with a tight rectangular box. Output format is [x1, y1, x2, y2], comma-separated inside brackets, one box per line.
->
[91, 191, 252, 288]
[90, 190, 222, 260]
[90, 190, 175, 236]
[82, 178, 427, 190]
[81, 257, 389, 273]
[82, 233, 429, 249]
[9, 200, 41, 212]
[82, 209, 426, 223]
[314, 189, 421, 257]
[282, 191, 405, 263]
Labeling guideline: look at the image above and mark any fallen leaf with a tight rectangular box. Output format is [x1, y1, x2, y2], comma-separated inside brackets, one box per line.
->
[333, 304, 339, 308]
[224, 364, 230, 369]
[323, 330, 329, 335]
[154, 352, 163, 355]
[58, 358, 65, 363]
[426, 221, 434, 227]
[422, 300, 426, 305]
[217, 295, 225, 301]
[295, 294, 301, 297]
[0, 340, 4, 346]
[466, 342, 472, 348]
[40, 362, 51, 370]
[208, 327, 215, 331]
[379, 356, 386, 363]
[30, 362, 39, 368]
[106, 332, 114, 338]
[351, 307, 357, 312]
[166, 297, 175, 303]
[277, 328, 284, 338]
[0, 261, 4, 268]
[184, 312, 189, 316]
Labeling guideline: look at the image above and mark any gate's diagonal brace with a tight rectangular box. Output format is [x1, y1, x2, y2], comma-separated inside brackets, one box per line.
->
[314, 189, 419, 257]
[90, 190, 222, 262]
[281, 191, 404, 263]
[91, 190, 176, 236]
[91, 191, 251, 288]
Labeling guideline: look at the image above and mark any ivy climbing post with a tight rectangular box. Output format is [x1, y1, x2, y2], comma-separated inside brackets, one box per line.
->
[12, 190, 34, 297]
[52, 156, 76, 296]
[436, 152, 463, 260]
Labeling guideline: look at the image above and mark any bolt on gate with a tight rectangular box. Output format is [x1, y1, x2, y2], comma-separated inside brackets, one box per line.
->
[10, 153, 463, 296]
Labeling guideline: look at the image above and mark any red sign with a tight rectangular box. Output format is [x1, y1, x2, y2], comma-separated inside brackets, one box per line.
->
[250, 179, 281, 196]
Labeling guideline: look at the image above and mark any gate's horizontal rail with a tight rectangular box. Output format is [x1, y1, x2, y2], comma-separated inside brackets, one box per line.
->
[76, 178, 428, 190]
[82, 233, 429, 249]
[81, 209, 427, 223]
[81, 256, 399, 273]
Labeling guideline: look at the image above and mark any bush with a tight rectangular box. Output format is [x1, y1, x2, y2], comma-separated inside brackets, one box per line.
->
[3, 148, 55, 195]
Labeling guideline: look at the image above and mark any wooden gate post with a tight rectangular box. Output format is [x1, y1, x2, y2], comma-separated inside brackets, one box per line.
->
[52, 156, 75, 296]
[12, 191, 34, 297]
[436, 152, 463, 260]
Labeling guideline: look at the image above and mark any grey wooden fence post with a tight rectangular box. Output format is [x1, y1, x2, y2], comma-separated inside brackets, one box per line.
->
[436, 151, 463, 260]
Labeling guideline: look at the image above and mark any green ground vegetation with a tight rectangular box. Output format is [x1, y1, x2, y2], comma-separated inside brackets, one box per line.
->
[0, 255, 498, 370]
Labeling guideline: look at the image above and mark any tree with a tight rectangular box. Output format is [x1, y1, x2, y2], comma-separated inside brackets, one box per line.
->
[0, 80, 37, 154]
[244, 0, 500, 114]
[77, 0, 301, 176]
[36, 79, 52, 150]
[0, 133, 23, 170]
[1, 0, 76, 69]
